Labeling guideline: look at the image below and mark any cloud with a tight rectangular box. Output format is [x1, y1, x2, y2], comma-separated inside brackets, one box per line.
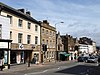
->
[0, 0, 100, 45]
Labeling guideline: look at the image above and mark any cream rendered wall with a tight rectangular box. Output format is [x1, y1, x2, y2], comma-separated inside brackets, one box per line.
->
[1, 11, 40, 45]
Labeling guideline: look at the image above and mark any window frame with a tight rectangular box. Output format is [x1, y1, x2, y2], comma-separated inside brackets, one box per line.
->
[35, 25, 38, 31]
[35, 36, 38, 44]
[7, 15, 12, 24]
[27, 35, 31, 44]
[27, 22, 31, 29]
[18, 33, 23, 43]
[18, 19, 23, 27]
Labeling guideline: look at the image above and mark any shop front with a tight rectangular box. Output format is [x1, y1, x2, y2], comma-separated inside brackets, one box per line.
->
[11, 43, 33, 66]
[0, 39, 12, 69]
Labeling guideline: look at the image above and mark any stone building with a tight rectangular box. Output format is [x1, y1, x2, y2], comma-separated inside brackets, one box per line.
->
[40, 20, 56, 63]
[56, 32, 64, 61]
[61, 34, 77, 60]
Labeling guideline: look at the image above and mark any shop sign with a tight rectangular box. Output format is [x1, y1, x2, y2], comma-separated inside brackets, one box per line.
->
[19, 43, 24, 49]
[0, 42, 8, 48]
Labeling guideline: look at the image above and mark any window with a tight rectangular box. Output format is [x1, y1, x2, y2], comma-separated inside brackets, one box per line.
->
[18, 19, 23, 27]
[42, 29, 44, 34]
[10, 31, 12, 39]
[35, 25, 38, 31]
[46, 30, 48, 35]
[7, 15, 12, 24]
[27, 35, 31, 44]
[46, 40, 48, 48]
[50, 40, 52, 48]
[18, 33, 23, 43]
[27, 22, 31, 29]
[46, 40, 48, 45]
[53, 32, 55, 36]
[0, 24, 2, 39]
[35, 36, 38, 44]
[50, 31, 52, 36]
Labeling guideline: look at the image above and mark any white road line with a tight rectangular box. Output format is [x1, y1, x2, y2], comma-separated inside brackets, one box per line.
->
[57, 67, 60, 69]
[24, 70, 48, 75]
[24, 67, 61, 75]
[43, 70, 48, 72]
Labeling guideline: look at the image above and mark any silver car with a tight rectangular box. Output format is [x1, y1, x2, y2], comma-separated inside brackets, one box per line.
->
[87, 56, 98, 63]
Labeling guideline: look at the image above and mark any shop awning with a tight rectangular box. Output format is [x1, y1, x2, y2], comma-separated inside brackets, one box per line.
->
[60, 52, 70, 57]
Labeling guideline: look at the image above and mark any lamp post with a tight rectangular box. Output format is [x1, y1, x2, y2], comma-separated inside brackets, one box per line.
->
[55, 22, 64, 29]
[55, 21, 64, 63]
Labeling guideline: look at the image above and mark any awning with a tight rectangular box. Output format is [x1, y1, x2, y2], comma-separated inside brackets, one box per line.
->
[60, 52, 70, 57]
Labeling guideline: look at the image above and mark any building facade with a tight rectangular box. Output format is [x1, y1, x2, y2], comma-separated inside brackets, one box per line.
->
[78, 37, 96, 56]
[40, 20, 56, 63]
[56, 32, 64, 61]
[0, 2, 40, 65]
[61, 34, 77, 60]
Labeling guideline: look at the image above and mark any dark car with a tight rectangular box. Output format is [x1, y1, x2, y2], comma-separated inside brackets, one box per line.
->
[97, 56, 100, 66]
[77, 56, 89, 62]
[77, 56, 84, 62]
[83, 56, 89, 62]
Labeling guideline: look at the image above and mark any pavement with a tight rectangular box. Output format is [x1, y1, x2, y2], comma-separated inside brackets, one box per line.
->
[0, 60, 75, 73]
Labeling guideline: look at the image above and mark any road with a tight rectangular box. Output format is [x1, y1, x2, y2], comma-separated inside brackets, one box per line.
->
[0, 61, 100, 75]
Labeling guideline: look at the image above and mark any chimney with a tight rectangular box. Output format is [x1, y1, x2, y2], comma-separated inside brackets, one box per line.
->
[43, 20, 48, 23]
[26, 11, 31, 16]
[43, 20, 49, 25]
[18, 9, 25, 13]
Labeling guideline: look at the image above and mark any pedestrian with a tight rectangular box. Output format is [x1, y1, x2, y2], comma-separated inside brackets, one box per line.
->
[0, 56, 4, 71]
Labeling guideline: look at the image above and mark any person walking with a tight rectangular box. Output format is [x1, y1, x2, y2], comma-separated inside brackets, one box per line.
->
[0, 56, 4, 71]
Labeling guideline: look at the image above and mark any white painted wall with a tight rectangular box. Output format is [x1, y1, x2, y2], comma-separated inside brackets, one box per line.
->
[79, 44, 94, 54]
[88, 45, 93, 53]
[0, 16, 10, 39]
[79, 44, 88, 53]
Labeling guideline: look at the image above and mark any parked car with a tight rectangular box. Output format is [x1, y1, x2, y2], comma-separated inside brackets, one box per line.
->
[77, 56, 84, 62]
[83, 56, 89, 62]
[87, 56, 98, 63]
[77, 56, 89, 62]
[97, 56, 100, 66]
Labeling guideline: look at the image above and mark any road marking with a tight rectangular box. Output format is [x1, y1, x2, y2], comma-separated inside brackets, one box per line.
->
[24, 70, 48, 75]
[58, 67, 60, 69]
[43, 70, 48, 72]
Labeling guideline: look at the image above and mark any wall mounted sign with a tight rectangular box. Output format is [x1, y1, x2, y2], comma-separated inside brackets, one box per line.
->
[0, 42, 8, 48]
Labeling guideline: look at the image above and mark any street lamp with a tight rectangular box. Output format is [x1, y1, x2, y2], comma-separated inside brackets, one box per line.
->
[55, 21, 64, 63]
[55, 22, 64, 29]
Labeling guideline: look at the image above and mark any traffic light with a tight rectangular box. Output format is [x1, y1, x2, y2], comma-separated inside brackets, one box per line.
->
[42, 44, 47, 51]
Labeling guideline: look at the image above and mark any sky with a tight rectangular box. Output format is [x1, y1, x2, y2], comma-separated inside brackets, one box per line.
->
[0, 0, 100, 45]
